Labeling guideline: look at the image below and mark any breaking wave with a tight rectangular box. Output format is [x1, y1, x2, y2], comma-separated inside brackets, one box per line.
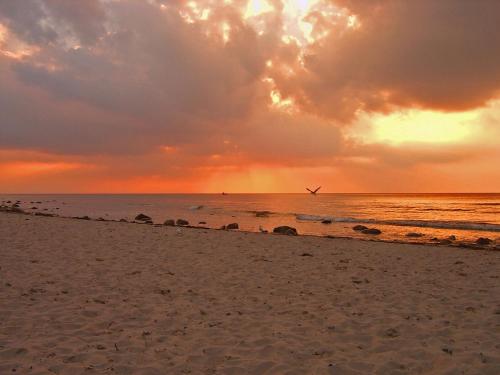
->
[295, 214, 500, 232]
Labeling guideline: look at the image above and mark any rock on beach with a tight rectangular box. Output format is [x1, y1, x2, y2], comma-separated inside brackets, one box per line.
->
[406, 232, 424, 238]
[273, 226, 298, 235]
[353, 225, 368, 231]
[135, 213, 152, 222]
[362, 228, 382, 235]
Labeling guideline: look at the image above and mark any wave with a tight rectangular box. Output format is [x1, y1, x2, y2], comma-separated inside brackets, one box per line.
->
[246, 210, 276, 215]
[372, 219, 500, 232]
[419, 208, 472, 212]
[295, 213, 500, 232]
[296, 214, 331, 221]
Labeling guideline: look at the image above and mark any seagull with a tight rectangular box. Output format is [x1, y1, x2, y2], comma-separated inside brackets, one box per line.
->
[306, 186, 321, 195]
[259, 225, 268, 233]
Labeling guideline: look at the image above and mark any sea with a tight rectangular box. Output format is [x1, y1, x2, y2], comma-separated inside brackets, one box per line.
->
[2, 193, 499, 246]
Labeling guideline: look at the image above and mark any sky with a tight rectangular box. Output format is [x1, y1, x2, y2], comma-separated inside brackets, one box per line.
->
[0, 0, 499, 193]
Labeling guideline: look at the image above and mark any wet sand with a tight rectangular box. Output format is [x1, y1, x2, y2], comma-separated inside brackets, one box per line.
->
[1, 212, 499, 374]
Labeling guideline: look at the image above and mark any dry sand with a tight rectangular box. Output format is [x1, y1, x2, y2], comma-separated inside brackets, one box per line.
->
[0, 212, 499, 375]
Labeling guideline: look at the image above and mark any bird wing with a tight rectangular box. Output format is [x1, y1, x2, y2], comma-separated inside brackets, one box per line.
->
[313, 186, 321, 193]
[306, 188, 314, 193]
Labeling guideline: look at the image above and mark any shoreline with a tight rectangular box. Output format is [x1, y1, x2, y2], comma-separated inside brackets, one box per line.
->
[0, 207, 498, 251]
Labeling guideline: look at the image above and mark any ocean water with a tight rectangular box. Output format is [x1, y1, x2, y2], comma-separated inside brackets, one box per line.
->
[2, 193, 499, 246]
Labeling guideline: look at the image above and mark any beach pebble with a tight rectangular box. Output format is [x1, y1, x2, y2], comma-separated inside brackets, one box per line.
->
[384, 328, 400, 338]
[8, 206, 25, 214]
[476, 237, 492, 245]
[273, 226, 298, 235]
[226, 223, 239, 230]
[35, 212, 54, 217]
[361, 228, 382, 235]
[176, 219, 189, 226]
[442, 347, 453, 355]
[135, 213, 152, 222]
[353, 225, 368, 231]
[164, 219, 175, 226]
[448, 235, 457, 241]
[406, 232, 424, 238]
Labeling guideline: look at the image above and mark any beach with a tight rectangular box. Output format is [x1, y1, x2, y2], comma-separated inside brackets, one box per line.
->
[1, 212, 499, 375]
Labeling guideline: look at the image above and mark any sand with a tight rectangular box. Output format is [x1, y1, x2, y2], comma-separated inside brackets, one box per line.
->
[0, 212, 499, 375]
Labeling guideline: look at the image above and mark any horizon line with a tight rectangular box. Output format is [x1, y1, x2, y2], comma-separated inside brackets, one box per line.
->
[2, 192, 500, 195]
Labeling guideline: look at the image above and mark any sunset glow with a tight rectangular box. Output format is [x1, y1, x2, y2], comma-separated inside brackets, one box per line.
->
[0, 1, 499, 193]
[370, 110, 475, 145]
[1, 162, 83, 175]
[245, 0, 274, 18]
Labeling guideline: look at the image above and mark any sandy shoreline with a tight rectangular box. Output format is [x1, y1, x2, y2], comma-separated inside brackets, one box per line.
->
[1, 212, 499, 374]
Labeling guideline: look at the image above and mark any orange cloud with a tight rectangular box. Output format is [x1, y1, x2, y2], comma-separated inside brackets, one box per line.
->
[0, 161, 86, 177]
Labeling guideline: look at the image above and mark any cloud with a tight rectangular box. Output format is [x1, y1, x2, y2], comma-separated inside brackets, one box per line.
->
[1, 1, 269, 153]
[0, 0, 499, 192]
[345, 142, 494, 168]
[0, 0, 105, 45]
[284, 0, 500, 121]
[0, 1, 345, 161]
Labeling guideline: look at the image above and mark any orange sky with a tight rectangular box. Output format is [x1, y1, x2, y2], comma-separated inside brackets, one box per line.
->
[0, 1, 499, 193]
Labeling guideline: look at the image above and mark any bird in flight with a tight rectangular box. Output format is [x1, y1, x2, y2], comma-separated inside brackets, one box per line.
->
[306, 186, 321, 195]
